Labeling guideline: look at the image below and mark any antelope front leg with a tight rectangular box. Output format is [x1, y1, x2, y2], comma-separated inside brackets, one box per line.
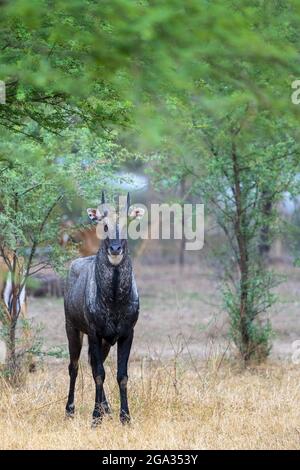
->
[117, 330, 134, 424]
[101, 339, 112, 415]
[89, 336, 105, 427]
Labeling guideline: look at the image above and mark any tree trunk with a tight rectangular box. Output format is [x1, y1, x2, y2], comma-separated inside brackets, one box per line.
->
[232, 143, 251, 362]
[5, 319, 17, 380]
[5, 254, 21, 383]
[259, 190, 272, 261]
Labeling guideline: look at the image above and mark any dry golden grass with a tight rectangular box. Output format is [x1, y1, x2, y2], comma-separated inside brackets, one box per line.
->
[0, 358, 299, 450]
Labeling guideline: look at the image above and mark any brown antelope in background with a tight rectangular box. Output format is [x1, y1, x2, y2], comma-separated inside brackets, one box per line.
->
[59, 219, 100, 257]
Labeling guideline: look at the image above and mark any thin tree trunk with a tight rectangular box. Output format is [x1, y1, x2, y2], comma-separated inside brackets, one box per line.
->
[6, 320, 17, 374]
[5, 245, 21, 382]
[232, 143, 251, 362]
[259, 190, 272, 261]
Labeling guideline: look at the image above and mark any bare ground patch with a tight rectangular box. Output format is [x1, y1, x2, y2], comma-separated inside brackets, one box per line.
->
[28, 263, 300, 363]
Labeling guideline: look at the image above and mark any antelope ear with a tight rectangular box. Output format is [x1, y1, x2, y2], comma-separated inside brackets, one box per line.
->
[128, 207, 145, 220]
[87, 208, 100, 222]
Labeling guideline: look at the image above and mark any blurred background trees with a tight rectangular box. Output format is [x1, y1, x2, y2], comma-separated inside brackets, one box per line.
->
[1, 0, 300, 376]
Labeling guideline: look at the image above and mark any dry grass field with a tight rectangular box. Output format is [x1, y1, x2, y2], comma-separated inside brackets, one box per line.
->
[0, 361, 299, 450]
[1, 262, 300, 449]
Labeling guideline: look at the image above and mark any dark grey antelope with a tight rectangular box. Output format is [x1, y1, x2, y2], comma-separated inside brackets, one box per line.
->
[64, 193, 145, 425]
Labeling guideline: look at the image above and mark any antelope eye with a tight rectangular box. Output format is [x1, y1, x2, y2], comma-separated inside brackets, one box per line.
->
[104, 224, 108, 233]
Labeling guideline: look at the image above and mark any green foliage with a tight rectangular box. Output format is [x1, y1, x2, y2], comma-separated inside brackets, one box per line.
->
[222, 270, 279, 362]
[52, 127, 131, 204]
[0, 0, 131, 138]
[2, 1, 300, 142]
[0, 160, 62, 255]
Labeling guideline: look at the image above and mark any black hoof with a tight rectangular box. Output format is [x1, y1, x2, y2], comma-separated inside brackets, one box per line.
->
[91, 405, 105, 427]
[120, 412, 131, 425]
[65, 405, 75, 418]
[91, 416, 102, 428]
